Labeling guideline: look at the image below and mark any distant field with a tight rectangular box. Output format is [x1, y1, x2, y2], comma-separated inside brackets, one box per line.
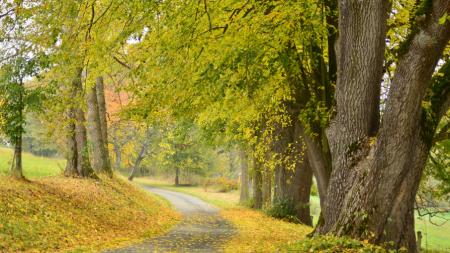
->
[0, 147, 65, 178]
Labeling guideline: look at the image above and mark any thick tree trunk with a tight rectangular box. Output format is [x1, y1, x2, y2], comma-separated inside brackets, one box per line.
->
[319, 1, 450, 251]
[322, 0, 389, 233]
[95, 76, 112, 171]
[64, 108, 78, 176]
[239, 149, 250, 203]
[73, 68, 96, 178]
[87, 82, 112, 176]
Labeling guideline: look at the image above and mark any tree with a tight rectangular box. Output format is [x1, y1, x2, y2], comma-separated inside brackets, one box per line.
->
[317, 1, 450, 251]
[87, 76, 112, 176]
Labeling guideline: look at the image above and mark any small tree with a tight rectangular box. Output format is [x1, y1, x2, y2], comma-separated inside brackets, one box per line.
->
[0, 56, 46, 178]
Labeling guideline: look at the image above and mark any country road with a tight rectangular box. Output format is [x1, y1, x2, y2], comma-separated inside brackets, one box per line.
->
[106, 185, 235, 253]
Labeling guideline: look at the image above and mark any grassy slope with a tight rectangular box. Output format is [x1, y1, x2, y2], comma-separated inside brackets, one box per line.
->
[0, 151, 180, 253]
[0, 176, 180, 252]
[134, 178, 313, 253]
[0, 147, 65, 178]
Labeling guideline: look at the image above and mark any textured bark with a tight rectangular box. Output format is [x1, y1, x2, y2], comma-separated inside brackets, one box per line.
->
[319, 0, 450, 251]
[87, 80, 112, 176]
[64, 108, 78, 177]
[323, 0, 389, 232]
[73, 68, 96, 178]
[95, 76, 112, 171]
[239, 149, 250, 203]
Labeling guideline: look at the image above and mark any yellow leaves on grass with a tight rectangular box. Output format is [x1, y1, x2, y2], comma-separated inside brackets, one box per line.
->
[0, 176, 180, 252]
[222, 207, 312, 253]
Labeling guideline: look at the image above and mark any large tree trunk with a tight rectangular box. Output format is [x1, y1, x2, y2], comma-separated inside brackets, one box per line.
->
[239, 148, 250, 203]
[73, 68, 96, 178]
[87, 81, 112, 176]
[95, 76, 112, 171]
[64, 108, 78, 176]
[319, 1, 450, 251]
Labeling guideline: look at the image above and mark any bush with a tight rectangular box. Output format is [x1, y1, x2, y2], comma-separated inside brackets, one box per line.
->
[283, 236, 398, 253]
[214, 177, 238, 192]
[201, 177, 238, 193]
[265, 198, 300, 223]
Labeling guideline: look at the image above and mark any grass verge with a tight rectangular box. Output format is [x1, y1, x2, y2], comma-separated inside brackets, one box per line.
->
[0, 176, 180, 252]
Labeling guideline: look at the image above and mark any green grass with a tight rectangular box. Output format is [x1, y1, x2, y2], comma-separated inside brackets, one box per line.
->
[416, 212, 450, 252]
[0, 147, 65, 178]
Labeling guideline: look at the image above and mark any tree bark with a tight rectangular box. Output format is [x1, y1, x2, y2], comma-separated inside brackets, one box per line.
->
[319, 0, 450, 251]
[11, 133, 23, 179]
[73, 68, 96, 178]
[239, 148, 250, 203]
[252, 157, 263, 209]
[128, 135, 152, 181]
[87, 80, 112, 176]
[95, 76, 112, 171]
[64, 108, 78, 177]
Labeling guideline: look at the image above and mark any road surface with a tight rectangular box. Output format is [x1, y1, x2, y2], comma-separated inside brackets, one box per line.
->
[106, 185, 235, 253]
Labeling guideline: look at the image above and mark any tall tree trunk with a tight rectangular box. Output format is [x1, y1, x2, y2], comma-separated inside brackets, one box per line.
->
[95, 76, 112, 171]
[319, 1, 450, 251]
[64, 108, 78, 176]
[252, 157, 263, 209]
[239, 148, 250, 203]
[262, 166, 272, 207]
[73, 68, 96, 178]
[87, 82, 112, 176]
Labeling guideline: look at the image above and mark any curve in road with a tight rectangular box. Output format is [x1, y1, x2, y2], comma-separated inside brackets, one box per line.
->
[106, 185, 235, 253]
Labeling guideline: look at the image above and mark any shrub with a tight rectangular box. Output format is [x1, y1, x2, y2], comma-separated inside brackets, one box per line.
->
[265, 198, 300, 223]
[214, 177, 238, 192]
[282, 236, 398, 253]
[201, 177, 238, 193]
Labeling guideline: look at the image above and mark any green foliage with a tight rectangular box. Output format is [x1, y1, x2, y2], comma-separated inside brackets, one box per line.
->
[265, 198, 300, 223]
[283, 236, 396, 253]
